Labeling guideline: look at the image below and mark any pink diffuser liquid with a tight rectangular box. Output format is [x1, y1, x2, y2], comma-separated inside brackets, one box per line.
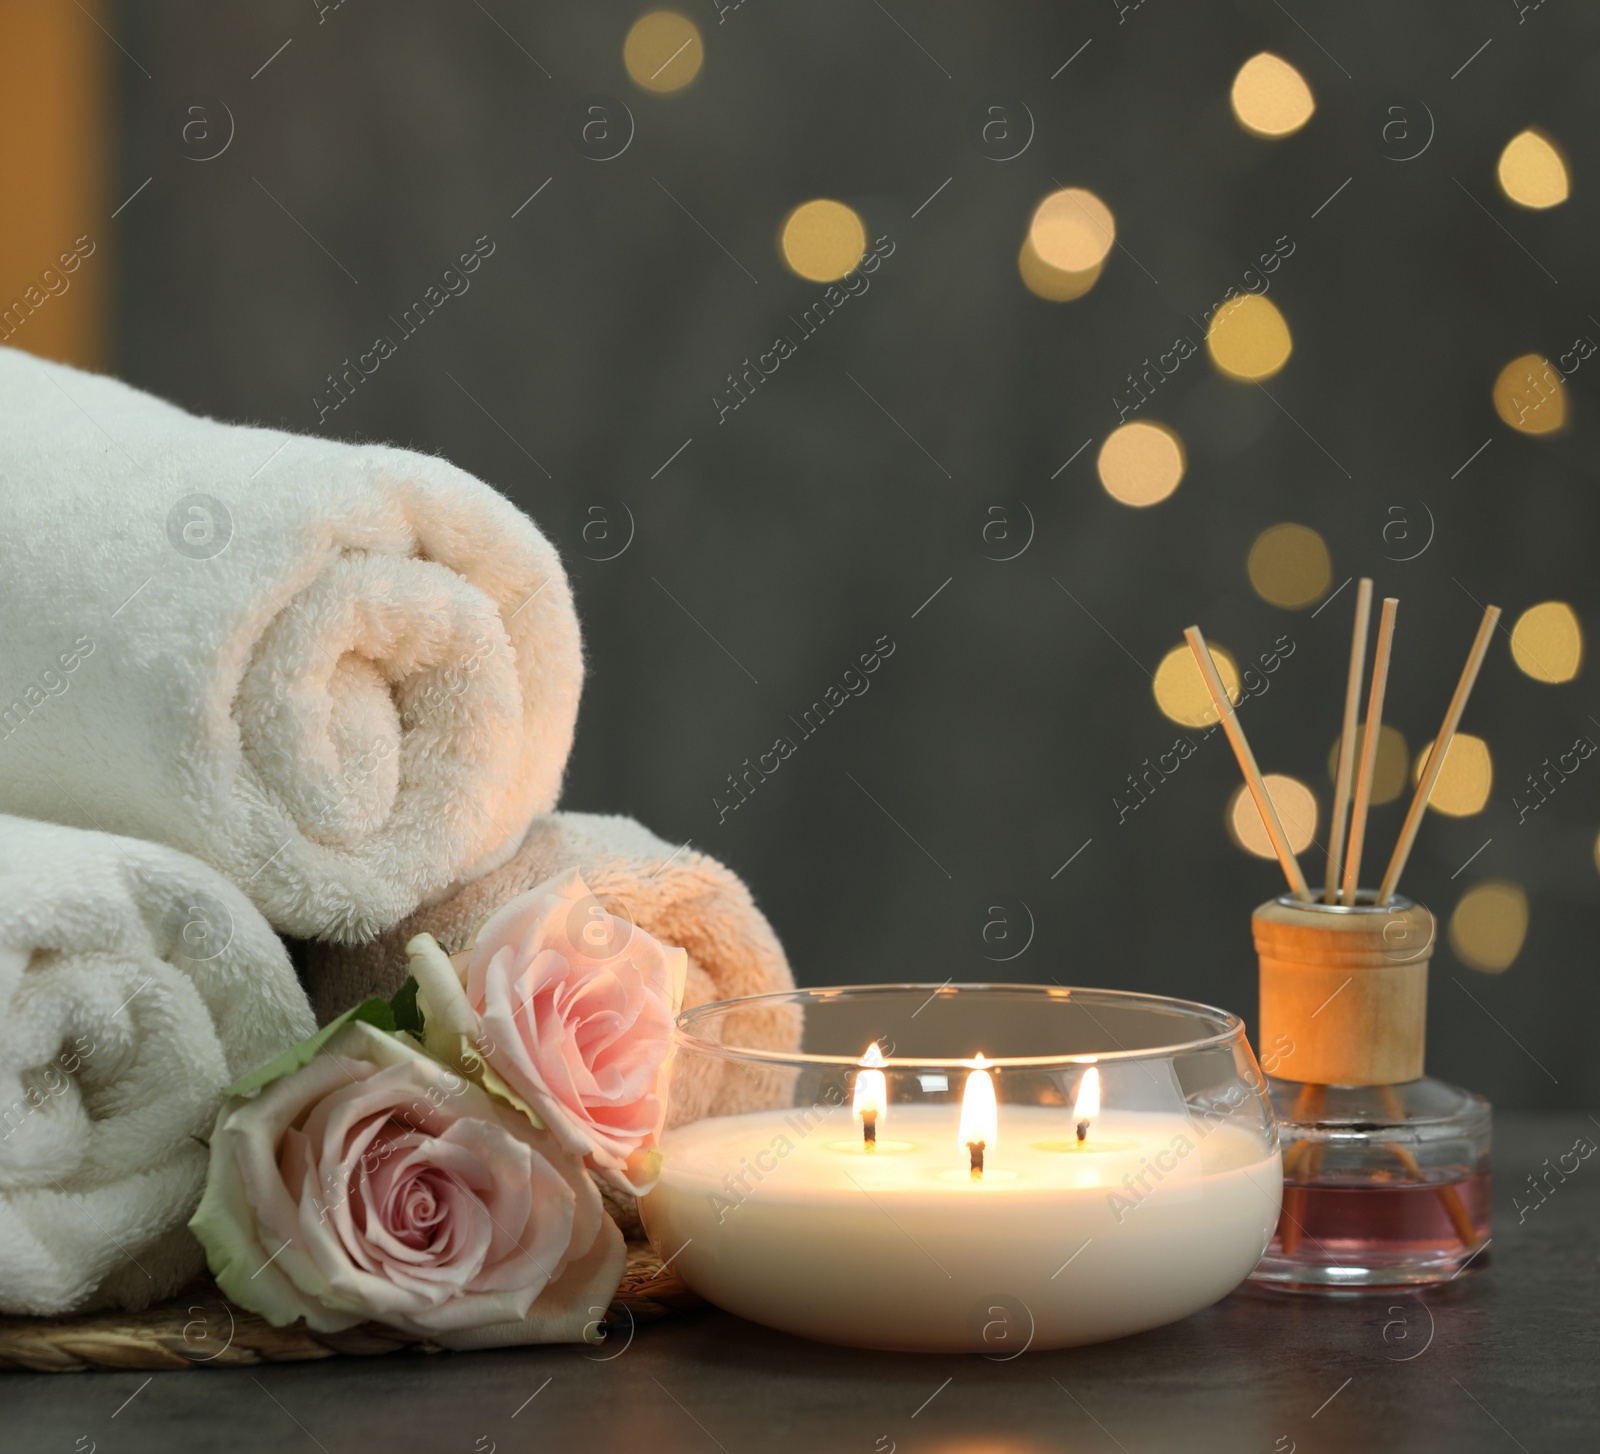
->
[1267, 1173, 1492, 1283]
[1251, 1077, 1492, 1290]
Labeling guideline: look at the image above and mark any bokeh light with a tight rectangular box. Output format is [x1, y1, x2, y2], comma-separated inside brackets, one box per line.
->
[1493, 354, 1566, 435]
[1510, 601, 1582, 683]
[623, 11, 704, 94]
[1247, 523, 1332, 609]
[780, 199, 867, 283]
[1098, 422, 1185, 507]
[1228, 774, 1317, 858]
[1413, 733, 1493, 816]
[923, 1441, 1050, 1454]
[1028, 188, 1115, 274]
[1327, 723, 1409, 806]
[1230, 53, 1315, 138]
[1154, 642, 1238, 728]
[1449, 880, 1529, 973]
[1497, 129, 1569, 209]
[1207, 295, 1292, 381]
[1017, 238, 1102, 301]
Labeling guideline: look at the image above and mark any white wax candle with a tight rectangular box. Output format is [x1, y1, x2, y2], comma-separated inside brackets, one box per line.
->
[640, 1103, 1281, 1351]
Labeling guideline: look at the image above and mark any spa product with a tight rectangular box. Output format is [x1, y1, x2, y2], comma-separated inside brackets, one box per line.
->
[1188, 589, 1499, 1289]
[1248, 893, 1490, 1289]
[641, 985, 1281, 1352]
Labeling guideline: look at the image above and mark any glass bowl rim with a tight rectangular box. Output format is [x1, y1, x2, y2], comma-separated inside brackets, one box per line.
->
[674, 982, 1248, 1069]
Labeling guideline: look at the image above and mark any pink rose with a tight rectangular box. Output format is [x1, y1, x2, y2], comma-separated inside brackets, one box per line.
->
[407, 870, 687, 1195]
[189, 1020, 624, 1346]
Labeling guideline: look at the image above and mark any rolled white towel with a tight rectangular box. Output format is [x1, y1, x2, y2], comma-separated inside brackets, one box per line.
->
[0, 814, 316, 1315]
[0, 347, 583, 942]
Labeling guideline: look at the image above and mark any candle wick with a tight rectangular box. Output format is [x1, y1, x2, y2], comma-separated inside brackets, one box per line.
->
[1076, 1117, 1090, 1147]
[862, 1108, 877, 1151]
[967, 1140, 985, 1179]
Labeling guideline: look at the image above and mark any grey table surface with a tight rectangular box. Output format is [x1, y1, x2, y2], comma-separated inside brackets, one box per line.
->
[6, 1112, 1596, 1454]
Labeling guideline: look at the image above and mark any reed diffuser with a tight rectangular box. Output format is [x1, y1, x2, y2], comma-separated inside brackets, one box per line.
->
[1186, 587, 1499, 1290]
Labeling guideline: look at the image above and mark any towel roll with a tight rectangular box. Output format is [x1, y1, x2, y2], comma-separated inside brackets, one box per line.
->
[306, 812, 801, 1229]
[0, 815, 316, 1315]
[0, 348, 583, 942]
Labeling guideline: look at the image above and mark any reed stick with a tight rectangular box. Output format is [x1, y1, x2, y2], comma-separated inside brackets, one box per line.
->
[1324, 579, 1374, 903]
[1278, 1083, 1324, 1255]
[1185, 626, 1313, 902]
[1339, 598, 1398, 905]
[1377, 605, 1501, 905]
[1379, 1086, 1477, 1247]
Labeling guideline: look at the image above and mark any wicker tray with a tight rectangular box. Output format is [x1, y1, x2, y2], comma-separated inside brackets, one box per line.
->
[0, 1240, 701, 1372]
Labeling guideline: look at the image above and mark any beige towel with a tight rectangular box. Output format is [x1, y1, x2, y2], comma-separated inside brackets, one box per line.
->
[306, 812, 800, 1230]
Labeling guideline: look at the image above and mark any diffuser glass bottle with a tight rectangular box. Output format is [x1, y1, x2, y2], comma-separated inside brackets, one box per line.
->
[1248, 893, 1492, 1290]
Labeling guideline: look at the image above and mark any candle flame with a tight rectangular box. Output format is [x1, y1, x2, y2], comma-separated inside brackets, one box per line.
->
[1073, 1066, 1101, 1123]
[853, 1041, 887, 1124]
[958, 1053, 998, 1151]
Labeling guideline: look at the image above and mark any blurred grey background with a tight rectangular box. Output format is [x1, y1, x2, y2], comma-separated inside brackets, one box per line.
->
[114, 1, 1600, 1110]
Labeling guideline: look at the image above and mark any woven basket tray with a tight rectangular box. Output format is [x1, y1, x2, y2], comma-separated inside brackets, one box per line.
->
[0, 1240, 701, 1372]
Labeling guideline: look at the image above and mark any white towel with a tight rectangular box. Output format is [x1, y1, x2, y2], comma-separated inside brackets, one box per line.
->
[0, 347, 583, 942]
[0, 815, 316, 1315]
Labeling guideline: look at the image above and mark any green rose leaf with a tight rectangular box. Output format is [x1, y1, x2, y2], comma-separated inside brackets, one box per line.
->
[389, 975, 424, 1036]
[222, 997, 395, 1098]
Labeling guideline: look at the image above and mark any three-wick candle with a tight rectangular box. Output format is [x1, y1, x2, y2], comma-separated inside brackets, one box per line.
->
[641, 1042, 1280, 1351]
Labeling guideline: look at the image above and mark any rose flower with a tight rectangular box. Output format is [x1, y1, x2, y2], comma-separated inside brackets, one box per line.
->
[190, 1020, 624, 1346]
[407, 870, 687, 1195]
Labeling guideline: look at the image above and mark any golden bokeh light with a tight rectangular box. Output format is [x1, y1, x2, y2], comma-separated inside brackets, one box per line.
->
[1497, 129, 1569, 209]
[1154, 642, 1239, 728]
[1413, 733, 1493, 817]
[623, 11, 704, 94]
[780, 199, 867, 283]
[1247, 523, 1332, 609]
[1493, 354, 1566, 435]
[1017, 238, 1102, 302]
[1028, 188, 1115, 274]
[1230, 53, 1315, 138]
[922, 1442, 1047, 1454]
[1207, 294, 1292, 381]
[1510, 601, 1582, 683]
[1449, 880, 1528, 973]
[1228, 774, 1317, 858]
[1097, 421, 1186, 507]
[1327, 723, 1409, 806]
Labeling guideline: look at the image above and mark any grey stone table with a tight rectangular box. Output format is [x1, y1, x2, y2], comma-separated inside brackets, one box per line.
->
[6, 1113, 1596, 1454]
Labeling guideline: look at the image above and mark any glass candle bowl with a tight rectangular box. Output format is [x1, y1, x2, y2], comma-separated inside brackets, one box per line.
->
[639, 984, 1282, 1352]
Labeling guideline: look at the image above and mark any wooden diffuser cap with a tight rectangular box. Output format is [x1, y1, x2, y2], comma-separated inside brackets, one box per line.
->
[1253, 894, 1434, 1086]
